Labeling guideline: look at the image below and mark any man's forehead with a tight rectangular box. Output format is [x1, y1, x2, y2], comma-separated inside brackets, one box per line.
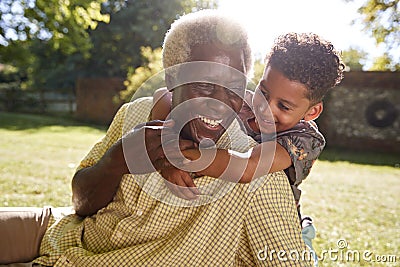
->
[169, 61, 247, 89]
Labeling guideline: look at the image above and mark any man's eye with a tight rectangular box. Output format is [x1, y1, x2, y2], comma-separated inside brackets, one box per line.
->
[197, 83, 213, 89]
[194, 83, 209, 89]
[228, 87, 243, 97]
[192, 83, 214, 95]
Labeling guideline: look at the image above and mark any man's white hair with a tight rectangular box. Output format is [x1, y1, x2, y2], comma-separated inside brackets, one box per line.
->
[162, 9, 253, 76]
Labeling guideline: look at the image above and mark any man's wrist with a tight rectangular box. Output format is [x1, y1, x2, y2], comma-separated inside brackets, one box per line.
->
[102, 140, 129, 176]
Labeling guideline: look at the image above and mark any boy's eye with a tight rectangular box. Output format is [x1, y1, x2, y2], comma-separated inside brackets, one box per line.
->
[278, 102, 290, 111]
[260, 90, 269, 101]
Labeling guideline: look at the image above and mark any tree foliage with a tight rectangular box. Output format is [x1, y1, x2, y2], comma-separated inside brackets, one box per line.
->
[0, 0, 217, 92]
[0, 0, 110, 91]
[81, 0, 216, 78]
[342, 47, 368, 71]
[370, 52, 400, 71]
[118, 46, 164, 102]
[0, 0, 110, 57]
[248, 58, 265, 90]
[349, 0, 399, 70]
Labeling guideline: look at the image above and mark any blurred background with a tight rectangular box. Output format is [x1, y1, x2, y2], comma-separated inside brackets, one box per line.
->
[0, 1, 399, 266]
[1, 0, 399, 152]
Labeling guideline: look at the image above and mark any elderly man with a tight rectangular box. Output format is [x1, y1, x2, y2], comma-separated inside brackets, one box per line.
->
[1, 10, 313, 266]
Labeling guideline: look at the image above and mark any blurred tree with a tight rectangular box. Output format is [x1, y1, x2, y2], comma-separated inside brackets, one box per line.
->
[0, 64, 21, 83]
[0, 0, 109, 58]
[80, 0, 217, 78]
[342, 47, 367, 71]
[0, 0, 217, 92]
[348, 0, 399, 70]
[248, 58, 264, 90]
[0, 0, 110, 93]
[370, 52, 400, 71]
[118, 46, 164, 102]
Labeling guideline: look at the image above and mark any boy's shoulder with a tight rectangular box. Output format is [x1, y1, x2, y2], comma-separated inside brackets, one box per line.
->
[290, 120, 320, 132]
[277, 120, 325, 142]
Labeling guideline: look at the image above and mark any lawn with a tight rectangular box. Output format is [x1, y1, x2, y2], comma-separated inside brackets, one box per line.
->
[1, 111, 399, 266]
[0, 112, 106, 207]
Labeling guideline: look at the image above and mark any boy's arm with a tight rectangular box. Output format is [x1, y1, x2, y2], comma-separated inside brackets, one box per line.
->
[182, 122, 325, 185]
[159, 167, 200, 200]
[276, 121, 326, 186]
[182, 142, 292, 183]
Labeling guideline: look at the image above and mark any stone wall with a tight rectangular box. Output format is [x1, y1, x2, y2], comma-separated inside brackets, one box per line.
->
[317, 71, 399, 153]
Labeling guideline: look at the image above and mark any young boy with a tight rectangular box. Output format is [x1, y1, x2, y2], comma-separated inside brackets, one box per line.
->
[151, 32, 344, 208]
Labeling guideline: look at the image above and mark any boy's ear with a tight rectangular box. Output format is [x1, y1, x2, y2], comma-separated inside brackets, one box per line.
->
[304, 102, 323, 121]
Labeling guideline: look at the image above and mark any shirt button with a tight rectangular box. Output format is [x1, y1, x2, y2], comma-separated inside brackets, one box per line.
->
[136, 209, 143, 216]
[116, 231, 123, 238]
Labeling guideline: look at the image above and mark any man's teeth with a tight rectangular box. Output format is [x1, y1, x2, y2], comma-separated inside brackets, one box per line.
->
[198, 115, 222, 127]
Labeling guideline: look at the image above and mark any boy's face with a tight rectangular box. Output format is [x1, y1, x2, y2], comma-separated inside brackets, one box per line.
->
[170, 43, 247, 144]
[253, 66, 322, 134]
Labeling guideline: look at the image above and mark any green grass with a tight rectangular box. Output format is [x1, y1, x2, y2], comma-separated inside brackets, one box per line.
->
[301, 161, 399, 266]
[0, 112, 106, 206]
[1, 111, 399, 266]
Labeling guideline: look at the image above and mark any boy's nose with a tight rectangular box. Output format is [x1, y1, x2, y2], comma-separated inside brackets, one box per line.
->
[266, 104, 276, 121]
[258, 101, 275, 121]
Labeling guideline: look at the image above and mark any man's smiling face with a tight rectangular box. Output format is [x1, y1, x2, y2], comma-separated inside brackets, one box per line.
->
[170, 43, 247, 144]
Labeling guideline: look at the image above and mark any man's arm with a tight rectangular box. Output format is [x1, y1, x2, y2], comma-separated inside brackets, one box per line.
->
[72, 120, 196, 216]
[71, 103, 130, 217]
[72, 139, 128, 217]
[71, 121, 175, 216]
[69, 99, 161, 217]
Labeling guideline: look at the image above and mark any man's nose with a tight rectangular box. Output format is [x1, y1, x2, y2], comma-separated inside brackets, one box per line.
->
[206, 86, 230, 113]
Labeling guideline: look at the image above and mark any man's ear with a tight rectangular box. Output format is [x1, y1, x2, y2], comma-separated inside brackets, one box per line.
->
[304, 102, 323, 121]
[165, 74, 175, 90]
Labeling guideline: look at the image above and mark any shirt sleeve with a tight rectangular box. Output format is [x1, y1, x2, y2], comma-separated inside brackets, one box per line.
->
[242, 171, 314, 266]
[276, 121, 325, 186]
[77, 103, 128, 170]
[77, 97, 154, 171]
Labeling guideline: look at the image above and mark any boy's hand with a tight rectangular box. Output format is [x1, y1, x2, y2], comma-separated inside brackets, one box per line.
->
[160, 167, 200, 200]
[152, 119, 199, 170]
[125, 119, 196, 173]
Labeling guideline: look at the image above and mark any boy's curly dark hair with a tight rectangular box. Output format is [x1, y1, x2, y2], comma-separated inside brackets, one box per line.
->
[265, 32, 345, 104]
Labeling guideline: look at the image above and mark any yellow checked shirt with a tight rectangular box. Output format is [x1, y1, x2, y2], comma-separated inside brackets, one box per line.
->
[34, 97, 313, 266]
